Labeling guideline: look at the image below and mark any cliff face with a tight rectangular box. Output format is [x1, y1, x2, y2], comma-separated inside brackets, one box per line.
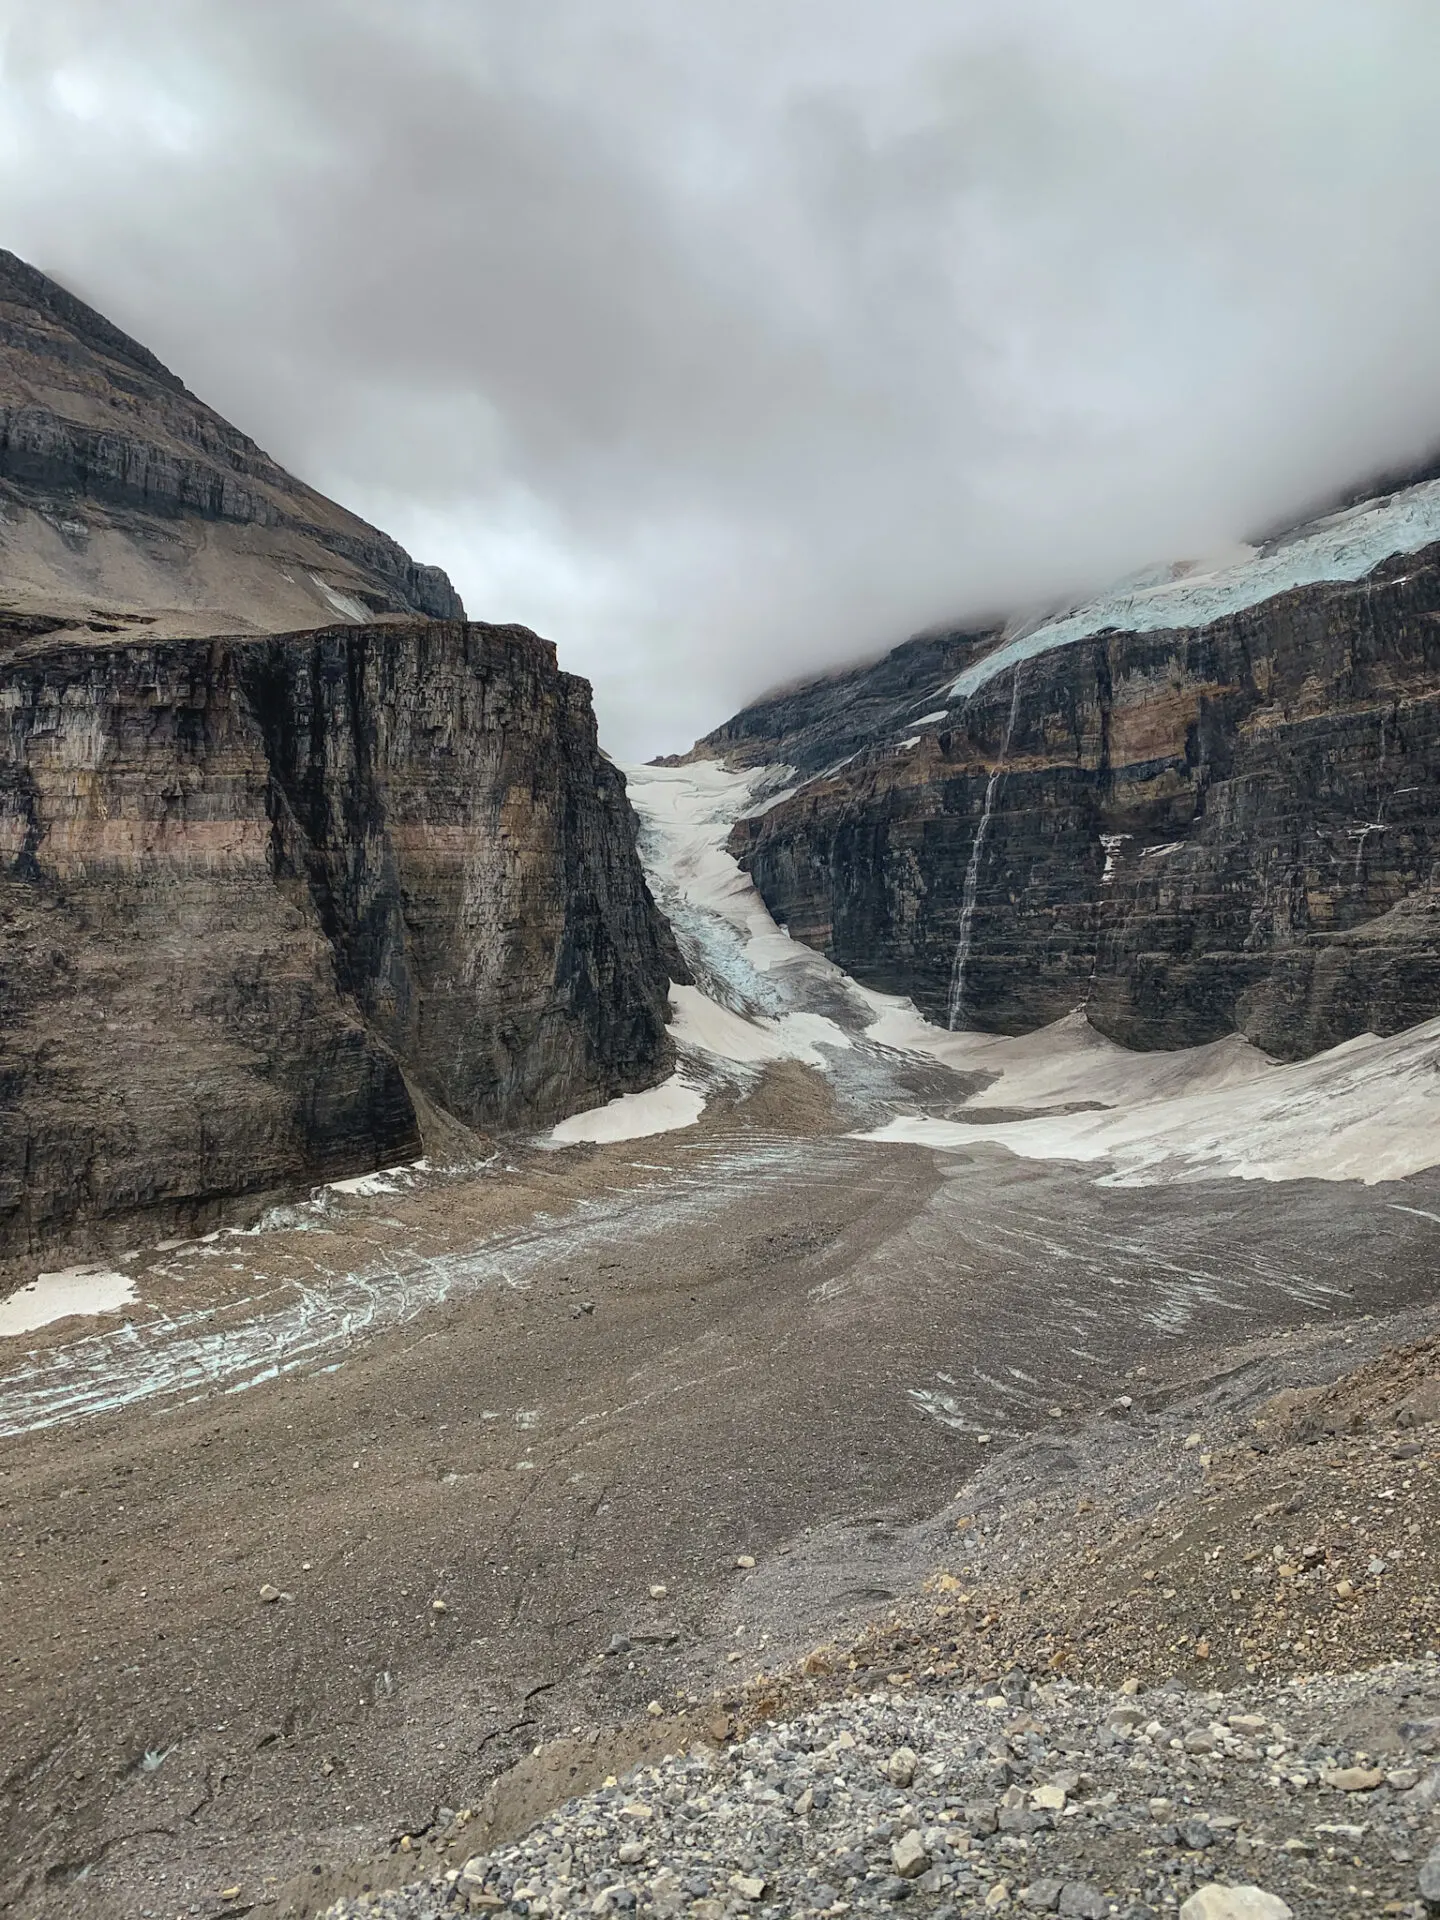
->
[0, 619, 678, 1257]
[724, 536, 1440, 1062]
[0, 249, 464, 637]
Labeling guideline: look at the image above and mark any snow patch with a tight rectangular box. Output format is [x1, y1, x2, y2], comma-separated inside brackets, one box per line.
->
[0, 1265, 136, 1338]
[310, 575, 372, 623]
[326, 1160, 429, 1198]
[669, 983, 850, 1067]
[548, 1074, 707, 1145]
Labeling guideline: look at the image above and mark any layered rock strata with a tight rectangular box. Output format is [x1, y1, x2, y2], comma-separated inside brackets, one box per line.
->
[0, 619, 678, 1257]
[723, 543, 1440, 1059]
[0, 249, 464, 636]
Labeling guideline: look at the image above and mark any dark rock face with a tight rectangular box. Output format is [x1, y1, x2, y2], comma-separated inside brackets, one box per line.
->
[0, 619, 678, 1257]
[690, 626, 996, 779]
[724, 544, 1440, 1060]
[0, 249, 464, 632]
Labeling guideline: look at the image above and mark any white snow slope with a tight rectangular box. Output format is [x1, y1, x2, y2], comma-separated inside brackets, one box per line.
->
[946, 477, 1440, 705]
[566, 758, 1440, 1187]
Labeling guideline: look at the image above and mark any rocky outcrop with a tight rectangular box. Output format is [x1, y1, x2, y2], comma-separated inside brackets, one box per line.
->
[723, 542, 1440, 1060]
[0, 619, 679, 1257]
[0, 249, 464, 636]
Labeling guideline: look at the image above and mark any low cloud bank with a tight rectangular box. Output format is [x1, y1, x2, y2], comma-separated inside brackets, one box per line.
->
[5, 1, 1440, 754]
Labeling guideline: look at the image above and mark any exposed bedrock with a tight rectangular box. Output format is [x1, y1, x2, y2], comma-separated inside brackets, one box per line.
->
[0, 248, 464, 633]
[0, 619, 679, 1257]
[727, 545, 1440, 1059]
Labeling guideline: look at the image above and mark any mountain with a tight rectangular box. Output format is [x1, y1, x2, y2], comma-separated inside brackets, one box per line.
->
[0, 249, 463, 637]
[0, 258, 680, 1258]
[707, 477, 1440, 1062]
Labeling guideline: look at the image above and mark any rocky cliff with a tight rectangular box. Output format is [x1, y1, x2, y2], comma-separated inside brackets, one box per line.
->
[719, 495, 1440, 1062]
[0, 618, 679, 1257]
[0, 249, 464, 638]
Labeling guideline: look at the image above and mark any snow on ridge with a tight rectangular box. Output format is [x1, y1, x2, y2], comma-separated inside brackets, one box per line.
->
[949, 476, 1440, 704]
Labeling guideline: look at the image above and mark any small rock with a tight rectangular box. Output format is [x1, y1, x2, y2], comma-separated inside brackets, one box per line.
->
[645, 1700, 664, 1717]
[729, 1875, 766, 1902]
[1183, 1731, 1216, 1755]
[1179, 1889, 1294, 1920]
[1030, 1783, 1066, 1812]
[984, 1885, 1012, 1912]
[604, 1634, 631, 1657]
[432, 1598, 448, 1613]
[1419, 1839, 1440, 1905]
[258, 1583, 282, 1604]
[1184, 1434, 1202, 1449]
[1057, 1887, 1108, 1920]
[617, 1842, 646, 1865]
[219, 1891, 242, 1905]
[1321, 1765, 1386, 1792]
[1368, 1556, 1389, 1576]
[892, 1831, 930, 1879]
[649, 1584, 668, 1598]
[735, 1555, 756, 1569]
[888, 1746, 919, 1787]
[1181, 1819, 1214, 1850]
[1022, 1884, 1064, 1913]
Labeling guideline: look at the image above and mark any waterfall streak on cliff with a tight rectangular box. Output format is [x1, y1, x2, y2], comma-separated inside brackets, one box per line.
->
[947, 670, 1023, 1030]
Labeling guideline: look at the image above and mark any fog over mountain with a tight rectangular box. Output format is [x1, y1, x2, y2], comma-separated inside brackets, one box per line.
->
[3, 0, 1439, 755]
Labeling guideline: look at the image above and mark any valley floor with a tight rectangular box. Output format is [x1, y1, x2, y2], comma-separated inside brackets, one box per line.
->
[1, 763, 1438, 1920]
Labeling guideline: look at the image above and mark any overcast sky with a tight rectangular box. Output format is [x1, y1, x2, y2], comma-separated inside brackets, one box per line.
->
[3, 2, 1440, 757]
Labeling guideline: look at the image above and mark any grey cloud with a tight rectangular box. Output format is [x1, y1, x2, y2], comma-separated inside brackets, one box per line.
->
[3, 0, 1440, 755]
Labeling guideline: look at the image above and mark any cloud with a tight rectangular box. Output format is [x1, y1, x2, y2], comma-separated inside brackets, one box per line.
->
[3, 0, 1440, 755]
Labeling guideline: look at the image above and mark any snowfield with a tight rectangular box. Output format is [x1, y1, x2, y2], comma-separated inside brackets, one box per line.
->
[587, 758, 1440, 1187]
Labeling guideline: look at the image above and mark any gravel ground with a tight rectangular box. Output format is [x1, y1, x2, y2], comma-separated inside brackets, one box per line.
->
[720, 1328, 1440, 1717]
[323, 1662, 1440, 1920]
